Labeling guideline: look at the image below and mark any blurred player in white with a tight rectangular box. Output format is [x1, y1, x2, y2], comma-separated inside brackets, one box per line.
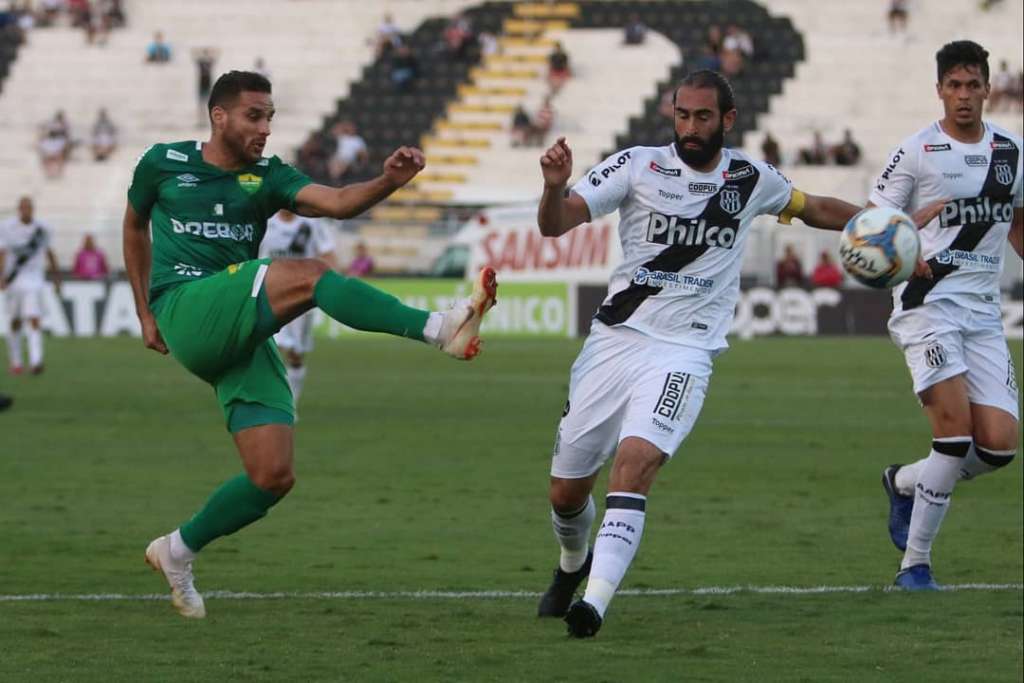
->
[873, 41, 1022, 591]
[258, 209, 338, 408]
[0, 197, 62, 375]
[533, 70, 884, 638]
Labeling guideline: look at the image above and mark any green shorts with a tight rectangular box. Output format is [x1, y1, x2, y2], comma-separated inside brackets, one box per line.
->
[151, 258, 293, 432]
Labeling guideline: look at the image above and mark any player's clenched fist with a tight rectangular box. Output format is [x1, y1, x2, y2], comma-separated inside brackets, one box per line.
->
[383, 146, 426, 187]
[540, 137, 573, 188]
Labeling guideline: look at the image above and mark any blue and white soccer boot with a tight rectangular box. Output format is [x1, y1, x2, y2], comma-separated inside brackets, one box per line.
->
[882, 464, 913, 551]
[894, 564, 939, 591]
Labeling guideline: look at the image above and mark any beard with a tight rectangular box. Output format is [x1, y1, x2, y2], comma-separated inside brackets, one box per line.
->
[674, 123, 725, 168]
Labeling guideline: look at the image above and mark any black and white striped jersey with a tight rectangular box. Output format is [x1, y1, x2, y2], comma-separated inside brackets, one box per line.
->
[571, 144, 792, 351]
[869, 121, 1023, 313]
[0, 218, 52, 289]
[258, 213, 335, 261]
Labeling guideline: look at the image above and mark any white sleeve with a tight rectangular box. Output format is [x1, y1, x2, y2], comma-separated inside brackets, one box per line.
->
[570, 149, 635, 219]
[754, 161, 793, 216]
[313, 219, 336, 256]
[1014, 148, 1023, 209]
[868, 142, 917, 210]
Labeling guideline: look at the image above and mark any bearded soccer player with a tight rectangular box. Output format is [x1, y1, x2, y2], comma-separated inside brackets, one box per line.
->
[533, 70, 941, 638]
[873, 41, 1022, 591]
[126, 71, 497, 618]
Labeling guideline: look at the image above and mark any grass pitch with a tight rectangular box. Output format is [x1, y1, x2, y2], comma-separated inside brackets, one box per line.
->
[0, 336, 1021, 682]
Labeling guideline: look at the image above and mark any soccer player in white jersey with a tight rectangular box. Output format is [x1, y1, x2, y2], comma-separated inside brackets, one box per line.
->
[0, 197, 62, 375]
[872, 41, 1022, 591]
[534, 70, 881, 638]
[259, 209, 338, 408]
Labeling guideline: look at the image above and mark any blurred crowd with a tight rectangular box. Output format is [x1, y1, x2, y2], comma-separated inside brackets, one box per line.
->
[36, 108, 118, 179]
[0, 0, 124, 44]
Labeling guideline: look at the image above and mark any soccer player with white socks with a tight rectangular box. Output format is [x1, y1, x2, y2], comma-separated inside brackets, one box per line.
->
[535, 69, 871, 637]
[872, 40, 1021, 590]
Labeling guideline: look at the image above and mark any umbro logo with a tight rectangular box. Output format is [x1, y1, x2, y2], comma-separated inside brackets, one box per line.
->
[177, 173, 200, 187]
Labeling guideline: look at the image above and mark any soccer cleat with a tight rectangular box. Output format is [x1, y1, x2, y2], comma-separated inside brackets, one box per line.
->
[30, 364, 43, 376]
[9, 365, 22, 375]
[145, 535, 206, 619]
[538, 550, 593, 617]
[882, 464, 913, 551]
[565, 600, 603, 638]
[438, 267, 497, 360]
[894, 564, 939, 591]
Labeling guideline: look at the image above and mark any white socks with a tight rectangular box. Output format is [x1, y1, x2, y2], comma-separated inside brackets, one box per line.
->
[422, 311, 445, 346]
[583, 493, 646, 618]
[902, 437, 972, 569]
[170, 528, 197, 563]
[6, 330, 22, 369]
[26, 327, 43, 368]
[551, 496, 595, 573]
[896, 444, 1017, 495]
[287, 365, 307, 406]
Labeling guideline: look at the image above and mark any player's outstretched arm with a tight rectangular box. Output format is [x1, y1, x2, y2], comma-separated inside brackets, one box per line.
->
[538, 137, 591, 237]
[122, 202, 167, 354]
[294, 146, 425, 220]
[1010, 207, 1023, 259]
[786, 191, 860, 231]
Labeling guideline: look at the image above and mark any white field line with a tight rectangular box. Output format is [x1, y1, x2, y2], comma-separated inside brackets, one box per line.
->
[0, 583, 1021, 603]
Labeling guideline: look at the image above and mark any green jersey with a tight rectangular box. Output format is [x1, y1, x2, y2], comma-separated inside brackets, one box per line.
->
[127, 140, 312, 302]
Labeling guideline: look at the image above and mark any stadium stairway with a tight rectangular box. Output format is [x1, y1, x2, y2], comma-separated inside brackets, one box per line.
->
[0, 0, 480, 268]
[736, 0, 1024, 286]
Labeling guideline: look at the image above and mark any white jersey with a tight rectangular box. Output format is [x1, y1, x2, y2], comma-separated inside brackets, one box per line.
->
[259, 214, 335, 260]
[572, 144, 792, 351]
[0, 217, 52, 289]
[869, 121, 1023, 314]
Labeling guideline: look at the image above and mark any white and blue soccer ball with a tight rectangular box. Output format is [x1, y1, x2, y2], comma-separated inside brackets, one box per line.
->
[838, 207, 921, 288]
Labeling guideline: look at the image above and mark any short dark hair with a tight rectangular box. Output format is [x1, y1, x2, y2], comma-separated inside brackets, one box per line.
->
[935, 40, 989, 84]
[208, 70, 272, 114]
[675, 69, 736, 113]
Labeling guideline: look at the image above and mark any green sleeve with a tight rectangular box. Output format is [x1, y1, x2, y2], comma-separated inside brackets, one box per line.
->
[127, 145, 163, 216]
[267, 158, 313, 213]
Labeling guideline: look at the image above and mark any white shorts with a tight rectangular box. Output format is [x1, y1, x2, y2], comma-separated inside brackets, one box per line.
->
[889, 299, 1019, 419]
[274, 310, 316, 354]
[3, 287, 43, 322]
[551, 322, 712, 479]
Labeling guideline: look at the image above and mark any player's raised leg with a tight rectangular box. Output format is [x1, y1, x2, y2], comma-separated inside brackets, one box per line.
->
[147, 423, 294, 618]
[566, 437, 663, 637]
[263, 257, 497, 360]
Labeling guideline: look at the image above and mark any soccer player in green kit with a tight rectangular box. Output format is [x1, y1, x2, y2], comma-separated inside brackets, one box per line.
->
[125, 71, 497, 618]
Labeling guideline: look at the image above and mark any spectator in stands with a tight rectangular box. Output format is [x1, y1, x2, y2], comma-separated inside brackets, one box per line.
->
[73, 234, 109, 280]
[328, 120, 369, 184]
[831, 128, 862, 166]
[478, 31, 498, 58]
[38, 0, 61, 27]
[887, 0, 908, 33]
[346, 243, 374, 277]
[254, 56, 271, 81]
[623, 14, 646, 46]
[761, 132, 782, 167]
[442, 13, 474, 61]
[525, 96, 555, 147]
[810, 251, 843, 288]
[192, 47, 219, 125]
[85, 5, 110, 46]
[723, 24, 754, 58]
[799, 131, 828, 165]
[989, 60, 1023, 112]
[692, 43, 721, 72]
[705, 25, 723, 54]
[547, 42, 571, 94]
[90, 108, 117, 161]
[720, 46, 744, 77]
[390, 43, 419, 92]
[38, 129, 67, 179]
[374, 13, 401, 58]
[146, 31, 171, 63]
[511, 105, 531, 147]
[103, 0, 124, 28]
[40, 110, 74, 162]
[297, 131, 332, 183]
[775, 245, 805, 287]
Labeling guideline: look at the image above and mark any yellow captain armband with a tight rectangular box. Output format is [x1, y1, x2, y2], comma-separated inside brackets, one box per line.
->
[778, 189, 806, 225]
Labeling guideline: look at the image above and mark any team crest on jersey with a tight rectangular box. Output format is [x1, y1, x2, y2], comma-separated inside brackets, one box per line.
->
[924, 342, 947, 369]
[994, 162, 1014, 186]
[237, 173, 263, 194]
[719, 188, 743, 215]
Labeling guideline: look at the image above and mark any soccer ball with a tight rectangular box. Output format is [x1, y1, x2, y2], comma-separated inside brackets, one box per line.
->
[838, 207, 920, 288]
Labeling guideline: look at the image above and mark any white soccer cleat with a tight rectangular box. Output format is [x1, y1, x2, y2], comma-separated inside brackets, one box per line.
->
[145, 535, 206, 619]
[438, 267, 498, 360]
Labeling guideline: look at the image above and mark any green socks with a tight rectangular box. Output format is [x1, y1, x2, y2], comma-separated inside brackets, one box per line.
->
[179, 474, 281, 552]
[313, 271, 428, 341]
